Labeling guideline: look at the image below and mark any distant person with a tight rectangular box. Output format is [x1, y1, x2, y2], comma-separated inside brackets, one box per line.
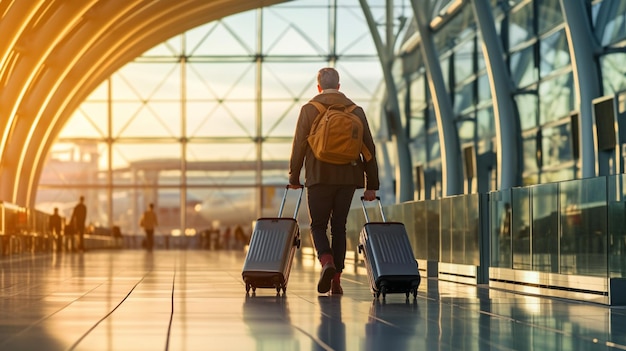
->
[234, 225, 247, 249]
[288, 67, 379, 295]
[223, 226, 232, 250]
[49, 207, 63, 252]
[140, 203, 158, 251]
[70, 196, 87, 252]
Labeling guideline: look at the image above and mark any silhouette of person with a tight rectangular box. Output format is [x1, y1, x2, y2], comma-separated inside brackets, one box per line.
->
[70, 196, 87, 252]
[49, 207, 63, 252]
[140, 203, 158, 251]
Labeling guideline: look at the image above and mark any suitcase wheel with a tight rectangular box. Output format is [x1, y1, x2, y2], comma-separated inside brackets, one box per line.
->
[375, 283, 388, 299]
[358, 245, 363, 254]
[275, 284, 286, 295]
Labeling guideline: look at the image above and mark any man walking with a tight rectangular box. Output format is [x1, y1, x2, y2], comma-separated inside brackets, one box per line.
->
[70, 196, 87, 252]
[288, 67, 379, 295]
[49, 207, 63, 252]
[140, 203, 158, 251]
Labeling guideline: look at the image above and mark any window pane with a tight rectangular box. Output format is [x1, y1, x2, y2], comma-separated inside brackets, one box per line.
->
[539, 73, 574, 124]
[516, 93, 539, 130]
[537, 0, 563, 34]
[509, 2, 534, 48]
[511, 45, 538, 88]
[601, 53, 626, 95]
[540, 29, 570, 78]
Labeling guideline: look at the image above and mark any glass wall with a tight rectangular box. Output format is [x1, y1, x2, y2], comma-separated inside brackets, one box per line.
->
[490, 176, 626, 278]
[35, 1, 411, 240]
[399, 0, 626, 195]
[593, 0, 626, 95]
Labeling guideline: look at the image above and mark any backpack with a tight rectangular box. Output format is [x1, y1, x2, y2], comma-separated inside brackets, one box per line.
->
[307, 101, 373, 165]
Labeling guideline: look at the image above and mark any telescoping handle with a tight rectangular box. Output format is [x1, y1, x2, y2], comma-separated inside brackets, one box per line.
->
[360, 196, 386, 223]
[278, 185, 304, 219]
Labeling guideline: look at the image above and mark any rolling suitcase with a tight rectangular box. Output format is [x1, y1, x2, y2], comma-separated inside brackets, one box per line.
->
[358, 197, 421, 299]
[242, 186, 303, 295]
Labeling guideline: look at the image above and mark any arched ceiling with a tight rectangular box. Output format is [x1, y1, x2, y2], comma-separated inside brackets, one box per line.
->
[0, 0, 287, 207]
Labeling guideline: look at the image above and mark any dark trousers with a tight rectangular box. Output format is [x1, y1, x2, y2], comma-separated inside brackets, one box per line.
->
[307, 184, 356, 273]
[76, 225, 85, 250]
[145, 229, 154, 250]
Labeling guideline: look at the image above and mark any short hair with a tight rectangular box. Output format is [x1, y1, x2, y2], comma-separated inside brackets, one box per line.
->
[317, 67, 340, 90]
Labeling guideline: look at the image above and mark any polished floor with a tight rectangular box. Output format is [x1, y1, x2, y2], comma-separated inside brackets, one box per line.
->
[1, 249, 626, 351]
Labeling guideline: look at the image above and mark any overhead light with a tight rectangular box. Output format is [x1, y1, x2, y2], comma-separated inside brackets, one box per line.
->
[447, 0, 464, 15]
[400, 33, 422, 54]
[430, 15, 444, 29]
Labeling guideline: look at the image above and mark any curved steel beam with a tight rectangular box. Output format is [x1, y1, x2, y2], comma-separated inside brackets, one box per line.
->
[0, 0, 285, 205]
[470, 0, 521, 189]
[359, 0, 414, 202]
[410, 0, 463, 196]
[560, 0, 603, 178]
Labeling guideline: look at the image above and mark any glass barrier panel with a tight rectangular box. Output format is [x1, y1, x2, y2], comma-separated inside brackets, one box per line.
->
[512, 187, 531, 270]
[566, 177, 607, 276]
[401, 202, 418, 259]
[559, 179, 582, 274]
[607, 174, 626, 278]
[412, 201, 428, 260]
[347, 207, 363, 254]
[440, 197, 452, 264]
[532, 183, 559, 273]
[426, 200, 440, 261]
[385, 203, 402, 223]
[467, 193, 480, 266]
[451, 196, 465, 264]
[490, 189, 513, 268]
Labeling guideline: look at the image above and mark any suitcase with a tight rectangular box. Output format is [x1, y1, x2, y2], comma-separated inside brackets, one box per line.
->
[242, 186, 303, 295]
[358, 197, 421, 299]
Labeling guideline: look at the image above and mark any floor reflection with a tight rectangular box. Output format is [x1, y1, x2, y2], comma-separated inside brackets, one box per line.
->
[316, 296, 345, 351]
[365, 299, 422, 350]
[242, 295, 299, 351]
[3, 250, 626, 351]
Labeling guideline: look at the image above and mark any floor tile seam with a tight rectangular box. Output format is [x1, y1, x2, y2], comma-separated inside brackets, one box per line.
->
[0, 268, 138, 349]
[67, 268, 157, 350]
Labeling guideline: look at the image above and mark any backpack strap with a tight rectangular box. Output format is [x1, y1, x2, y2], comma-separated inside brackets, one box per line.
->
[307, 101, 373, 163]
[309, 100, 326, 115]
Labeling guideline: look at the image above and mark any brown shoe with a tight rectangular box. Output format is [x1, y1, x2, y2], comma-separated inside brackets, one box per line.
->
[331, 280, 343, 295]
[317, 262, 336, 293]
[331, 272, 343, 295]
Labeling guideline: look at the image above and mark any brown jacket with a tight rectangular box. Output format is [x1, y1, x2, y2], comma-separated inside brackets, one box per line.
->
[289, 90, 380, 190]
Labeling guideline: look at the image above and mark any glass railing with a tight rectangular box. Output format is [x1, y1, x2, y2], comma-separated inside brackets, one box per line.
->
[608, 175, 626, 278]
[346, 194, 478, 267]
[345, 175, 626, 282]
[491, 176, 626, 278]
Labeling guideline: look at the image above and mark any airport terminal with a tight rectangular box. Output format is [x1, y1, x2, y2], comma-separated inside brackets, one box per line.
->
[1, 0, 626, 350]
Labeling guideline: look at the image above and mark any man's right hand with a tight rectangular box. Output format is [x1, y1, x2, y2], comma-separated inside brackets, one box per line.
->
[287, 183, 303, 189]
[363, 189, 377, 201]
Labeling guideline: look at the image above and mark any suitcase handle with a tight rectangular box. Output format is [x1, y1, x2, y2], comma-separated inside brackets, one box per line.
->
[360, 196, 386, 223]
[278, 185, 304, 219]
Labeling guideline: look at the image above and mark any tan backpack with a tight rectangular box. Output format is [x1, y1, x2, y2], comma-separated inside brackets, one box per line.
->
[307, 101, 373, 165]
